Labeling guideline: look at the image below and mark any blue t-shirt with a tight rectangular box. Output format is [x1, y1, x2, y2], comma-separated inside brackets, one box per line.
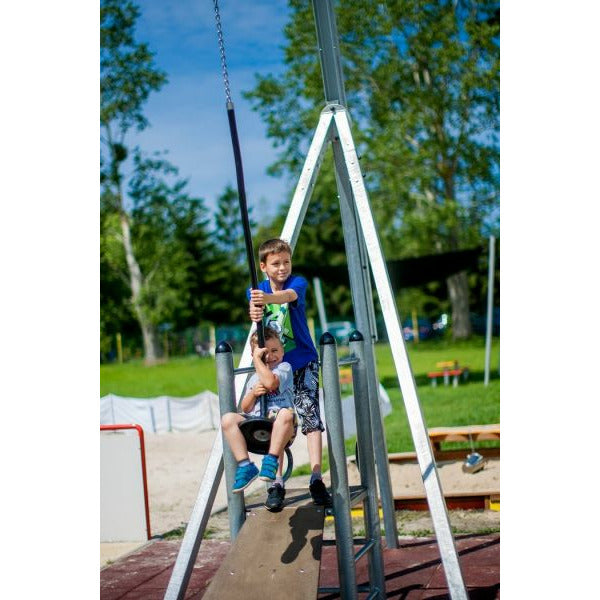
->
[247, 274, 318, 371]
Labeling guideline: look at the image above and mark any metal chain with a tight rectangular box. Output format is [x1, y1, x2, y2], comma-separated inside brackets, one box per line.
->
[213, 0, 232, 104]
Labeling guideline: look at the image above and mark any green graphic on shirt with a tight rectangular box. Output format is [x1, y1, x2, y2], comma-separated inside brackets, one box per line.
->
[263, 302, 296, 352]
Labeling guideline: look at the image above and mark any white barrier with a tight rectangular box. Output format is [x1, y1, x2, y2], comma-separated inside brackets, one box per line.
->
[100, 391, 220, 433]
[100, 425, 150, 542]
[320, 383, 392, 439]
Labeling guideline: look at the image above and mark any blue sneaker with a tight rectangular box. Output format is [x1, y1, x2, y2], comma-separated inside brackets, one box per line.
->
[259, 454, 279, 482]
[232, 462, 259, 493]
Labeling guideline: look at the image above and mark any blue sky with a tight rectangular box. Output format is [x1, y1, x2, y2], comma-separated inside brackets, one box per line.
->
[126, 0, 293, 223]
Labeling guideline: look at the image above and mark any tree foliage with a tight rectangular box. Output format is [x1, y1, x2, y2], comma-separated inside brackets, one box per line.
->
[100, 0, 167, 140]
[245, 0, 499, 337]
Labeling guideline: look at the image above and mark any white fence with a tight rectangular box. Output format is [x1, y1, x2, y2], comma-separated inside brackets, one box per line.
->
[100, 391, 220, 433]
[99, 384, 391, 440]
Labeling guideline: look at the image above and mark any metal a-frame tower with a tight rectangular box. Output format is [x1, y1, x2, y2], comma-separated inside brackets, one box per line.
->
[273, 1, 469, 597]
[164, 1, 468, 598]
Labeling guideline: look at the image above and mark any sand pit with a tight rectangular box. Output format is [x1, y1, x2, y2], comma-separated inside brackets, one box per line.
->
[142, 429, 499, 537]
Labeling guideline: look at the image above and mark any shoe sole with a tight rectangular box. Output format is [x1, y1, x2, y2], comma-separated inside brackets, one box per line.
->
[232, 473, 258, 493]
[311, 493, 333, 507]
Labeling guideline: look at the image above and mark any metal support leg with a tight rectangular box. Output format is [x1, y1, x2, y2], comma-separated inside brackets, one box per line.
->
[280, 108, 334, 248]
[333, 108, 468, 600]
[331, 122, 398, 547]
[321, 333, 358, 600]
[350, 332, 386, 597]
[163, 342, 244, 600]
[216, 343, 246, 539]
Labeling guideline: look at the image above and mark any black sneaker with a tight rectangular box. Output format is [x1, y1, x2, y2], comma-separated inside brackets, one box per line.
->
[309, 478, 333, 507]
[265, 484, 285, 512]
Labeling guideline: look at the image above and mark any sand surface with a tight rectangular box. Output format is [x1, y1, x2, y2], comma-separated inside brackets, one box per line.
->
[101, 429, 499, 567]
[142, 429, 499, 536]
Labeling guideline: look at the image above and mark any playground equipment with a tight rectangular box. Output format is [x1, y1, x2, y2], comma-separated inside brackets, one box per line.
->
[164, 1, 469, 598]
[208, 330, 386, 599]
[100, 424, 151, 542]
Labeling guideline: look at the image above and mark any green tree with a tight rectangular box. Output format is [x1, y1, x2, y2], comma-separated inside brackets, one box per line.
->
[101, 150, 214, 360]
[246, 0, 499, 338]
[208, 185, 257, 324]
[213, 184, 257, 267]
[101, 0, 168, 361]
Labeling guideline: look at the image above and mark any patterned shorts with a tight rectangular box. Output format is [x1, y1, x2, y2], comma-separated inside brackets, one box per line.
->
[292, 360, 324, 435]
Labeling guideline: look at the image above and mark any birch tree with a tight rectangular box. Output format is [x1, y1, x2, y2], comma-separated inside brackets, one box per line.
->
[100, 0, 167, 361]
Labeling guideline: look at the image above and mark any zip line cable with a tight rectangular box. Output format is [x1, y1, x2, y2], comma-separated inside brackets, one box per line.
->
[212, 0, 269, 420]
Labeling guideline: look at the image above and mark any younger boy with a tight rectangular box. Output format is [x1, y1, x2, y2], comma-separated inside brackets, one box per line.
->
[248, 238, 332, 507]
[221, 327, 298, 512]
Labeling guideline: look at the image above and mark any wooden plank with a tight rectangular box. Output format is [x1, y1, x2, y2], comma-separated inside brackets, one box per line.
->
[394, 490, 500, 511]
[202, 495, 325, 600]
[428, 424, 500, 449]
[428, 424, 500, 438]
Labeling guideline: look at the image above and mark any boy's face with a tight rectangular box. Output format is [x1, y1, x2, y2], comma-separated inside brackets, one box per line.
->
[260, 251, 292, 286]
[263, 337, 284, 370]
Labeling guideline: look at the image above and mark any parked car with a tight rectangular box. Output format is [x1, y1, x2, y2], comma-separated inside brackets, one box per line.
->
[315, 320, 355, 345]
[327, 320, 355, 345]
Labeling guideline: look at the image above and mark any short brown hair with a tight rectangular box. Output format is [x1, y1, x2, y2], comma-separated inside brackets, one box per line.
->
[250, 326, 283, 350]
[258, 238, 292, 264]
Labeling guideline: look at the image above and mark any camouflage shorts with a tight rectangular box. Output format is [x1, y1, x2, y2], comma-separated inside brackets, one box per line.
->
[292, 360, 324, 435]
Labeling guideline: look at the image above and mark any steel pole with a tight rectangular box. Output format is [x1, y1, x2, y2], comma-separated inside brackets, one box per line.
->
[163, 342, 240, 599]
[484, 235, 496, 386]
[216, 341, 246, 538]
[349, 331, 386, 597]
[331, 124, 399, 547]
[313, 276, 329, 332]
[320, 332, 358, 600]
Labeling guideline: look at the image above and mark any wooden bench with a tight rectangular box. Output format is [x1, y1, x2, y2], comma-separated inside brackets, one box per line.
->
[428, 424, 500, 452]
[427, 360, 469, 387]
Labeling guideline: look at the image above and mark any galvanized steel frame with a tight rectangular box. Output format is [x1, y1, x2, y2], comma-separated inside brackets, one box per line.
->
[332, 108, 468, 599]
[165, 0, 467, 596]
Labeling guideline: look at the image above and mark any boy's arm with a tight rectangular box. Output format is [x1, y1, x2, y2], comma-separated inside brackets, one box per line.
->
[250, 288, 297, 307]
[240, 387, 258, 414]
[252, 347, 279, 391]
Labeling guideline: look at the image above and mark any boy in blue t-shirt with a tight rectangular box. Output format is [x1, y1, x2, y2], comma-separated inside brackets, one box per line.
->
[247, 238, 332, 507]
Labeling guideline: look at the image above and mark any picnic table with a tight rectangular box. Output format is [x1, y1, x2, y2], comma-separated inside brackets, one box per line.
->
[427, 360, 469, 387]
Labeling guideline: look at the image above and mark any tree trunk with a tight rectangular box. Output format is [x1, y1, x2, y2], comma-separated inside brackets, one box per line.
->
[446, 270, 472, 339]
[139, 319, 161, 365]
[120, 213, 162, 363]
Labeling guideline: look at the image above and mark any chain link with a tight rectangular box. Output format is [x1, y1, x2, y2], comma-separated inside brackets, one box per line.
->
[213, 0, 232, 105]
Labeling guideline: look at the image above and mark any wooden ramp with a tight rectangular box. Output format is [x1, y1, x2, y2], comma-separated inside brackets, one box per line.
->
[202, 489, 325, 600]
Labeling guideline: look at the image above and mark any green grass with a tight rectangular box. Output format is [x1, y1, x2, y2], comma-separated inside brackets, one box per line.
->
[101, 336, 500, 457]
[100, 355, 220, 397]
[364, 337, 500, 454]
